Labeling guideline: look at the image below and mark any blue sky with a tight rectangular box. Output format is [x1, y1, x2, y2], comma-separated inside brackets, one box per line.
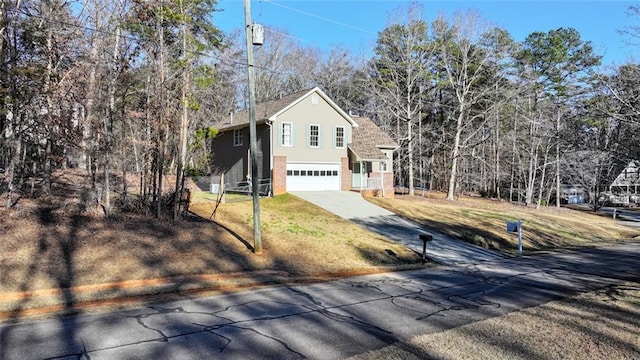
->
[214, 1, 638, 66]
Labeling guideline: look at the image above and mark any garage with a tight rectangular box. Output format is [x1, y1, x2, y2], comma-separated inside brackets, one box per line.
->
[286, 163, 340, 191]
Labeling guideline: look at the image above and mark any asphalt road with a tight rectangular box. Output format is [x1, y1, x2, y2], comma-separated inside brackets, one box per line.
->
[1, 243, 640, 360]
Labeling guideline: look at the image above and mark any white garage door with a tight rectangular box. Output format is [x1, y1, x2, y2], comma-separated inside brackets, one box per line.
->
[286, 163, 340, 191]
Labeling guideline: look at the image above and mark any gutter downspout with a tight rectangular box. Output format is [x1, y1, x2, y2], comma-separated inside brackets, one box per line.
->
[380, 161, 384, 198]
[266, 119, 274, 196]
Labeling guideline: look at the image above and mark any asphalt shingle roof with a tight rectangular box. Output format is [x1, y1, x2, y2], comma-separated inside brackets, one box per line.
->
[349, 117, 398, 161]
[215, 89, 313, 131]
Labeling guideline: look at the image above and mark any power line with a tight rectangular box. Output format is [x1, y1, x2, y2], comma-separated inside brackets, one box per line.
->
[262, 0, 377, 36]
[6, 5, 345, 79]
[264, 28, 310, 45]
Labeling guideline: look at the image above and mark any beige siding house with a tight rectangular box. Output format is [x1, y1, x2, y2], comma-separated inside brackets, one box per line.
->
[211, 87, 398, 197]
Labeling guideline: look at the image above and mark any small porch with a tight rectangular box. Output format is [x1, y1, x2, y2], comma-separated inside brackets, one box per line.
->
[351, 162, 383, 190]
[349, 158, 394, 198]
[346, 116, 399, 199]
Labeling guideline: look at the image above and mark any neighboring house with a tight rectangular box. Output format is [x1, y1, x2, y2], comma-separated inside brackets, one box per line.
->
[607, 161, 640, 205]
[558, 184, 587, 204]
[210, 87, 398, 198]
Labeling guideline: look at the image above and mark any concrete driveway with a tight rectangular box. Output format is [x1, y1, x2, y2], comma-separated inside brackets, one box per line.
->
[291, 191, 508, 264]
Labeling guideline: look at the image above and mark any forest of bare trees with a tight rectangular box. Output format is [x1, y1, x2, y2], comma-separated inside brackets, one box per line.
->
[1, 1, 639, 217]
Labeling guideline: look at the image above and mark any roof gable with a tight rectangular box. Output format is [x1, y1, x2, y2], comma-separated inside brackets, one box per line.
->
[611, 161, 640, 187]
[215, 87, 357, 131]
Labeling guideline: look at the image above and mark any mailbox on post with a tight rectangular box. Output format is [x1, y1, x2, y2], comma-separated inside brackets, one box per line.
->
[506, 220, 523, 255]
[419, 234, 433, 264]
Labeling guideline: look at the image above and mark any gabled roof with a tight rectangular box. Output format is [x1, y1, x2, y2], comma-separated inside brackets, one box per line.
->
[348, 117, 399, 161]
[611, 161, 640, 187]
[215, 87, 357, 131]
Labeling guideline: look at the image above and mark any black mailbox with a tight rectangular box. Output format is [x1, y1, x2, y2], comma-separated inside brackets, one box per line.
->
[419, 234, 433, 264]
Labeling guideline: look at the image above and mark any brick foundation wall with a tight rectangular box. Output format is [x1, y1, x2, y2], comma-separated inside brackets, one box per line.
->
[383, 172, 394, 199]
[273, 156, 287, 195]
[360, 172, 395, 199]
[341, 157, 352, 191]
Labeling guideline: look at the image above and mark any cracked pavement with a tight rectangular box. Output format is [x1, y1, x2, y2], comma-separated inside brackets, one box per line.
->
[1, 243, 639, 359]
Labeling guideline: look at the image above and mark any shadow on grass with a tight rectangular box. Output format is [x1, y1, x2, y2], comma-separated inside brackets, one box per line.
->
[0, 172, 420, 359]
[189, 211, 254, 252]
[2, 192, 640, 359]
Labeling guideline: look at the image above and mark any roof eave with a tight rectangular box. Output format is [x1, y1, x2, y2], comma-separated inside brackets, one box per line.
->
[348, 146, 389, 162]
[216, 119, 267, 132]
[269, 87, 358, 127]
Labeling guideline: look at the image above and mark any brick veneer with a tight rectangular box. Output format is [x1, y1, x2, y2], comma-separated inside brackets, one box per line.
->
[341, 157, 352, 191]
[273, 156, 287, 195]
[362, 171, 395, 199]
[383, 171, 394, 199]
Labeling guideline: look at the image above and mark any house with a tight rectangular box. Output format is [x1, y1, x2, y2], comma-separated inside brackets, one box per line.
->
[210, 87, 398, 198]
[607, 161, 640, 205]
[558, 184, 587, 204]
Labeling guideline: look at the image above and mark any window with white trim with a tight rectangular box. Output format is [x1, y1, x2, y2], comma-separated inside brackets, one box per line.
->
[309, 124, 319, 147]
[335, 126, 345, 148]
[233, 129, 243, 147]
[281, 122, 292, 146]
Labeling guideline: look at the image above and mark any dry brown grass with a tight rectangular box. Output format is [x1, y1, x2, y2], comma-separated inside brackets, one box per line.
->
[190, 193, 420, 276]
[0, 170, 420, 315]
[349, 284, 640, 360]
[368, 192, 640, 254]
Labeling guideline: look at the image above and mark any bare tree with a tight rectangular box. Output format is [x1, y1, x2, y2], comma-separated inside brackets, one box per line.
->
[432, 12, 512, 201]
[370, 7, 433, 196]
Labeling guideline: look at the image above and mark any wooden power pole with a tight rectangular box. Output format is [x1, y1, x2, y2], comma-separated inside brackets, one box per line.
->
[243, 0, 262, 253]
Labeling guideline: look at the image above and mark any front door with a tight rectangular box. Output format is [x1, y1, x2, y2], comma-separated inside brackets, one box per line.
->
[352, 163, 361, 188]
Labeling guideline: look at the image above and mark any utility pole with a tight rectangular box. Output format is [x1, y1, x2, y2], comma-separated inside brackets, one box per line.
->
[243, 0, 262, 253]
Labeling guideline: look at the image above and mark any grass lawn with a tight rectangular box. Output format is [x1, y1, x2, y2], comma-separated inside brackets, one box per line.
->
[368, 192, 640, 254]
[189, 193, 421, 275]
[1, 170, 638, 320]
[0, 171, 421, 316]
[2, 173, 640, 357]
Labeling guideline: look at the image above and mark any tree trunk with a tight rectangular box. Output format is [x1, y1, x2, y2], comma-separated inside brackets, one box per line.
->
[407, 115, 414, 196]
[555, 110, 561, 207]
[155, 2, 166, 218]
[494, 106, 501, 199]
[103, 25, 121, 217]
[446, 106, 464, 201]
[174, 0, 190, 220]
[509, 104, 518, 202]
[4, 137, 20, 209]
[525, 121, 538, 206]
[536, 141, 550, 208]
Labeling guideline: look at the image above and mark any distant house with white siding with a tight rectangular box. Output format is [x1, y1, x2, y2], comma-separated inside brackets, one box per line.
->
[608, 161, 640, 205]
